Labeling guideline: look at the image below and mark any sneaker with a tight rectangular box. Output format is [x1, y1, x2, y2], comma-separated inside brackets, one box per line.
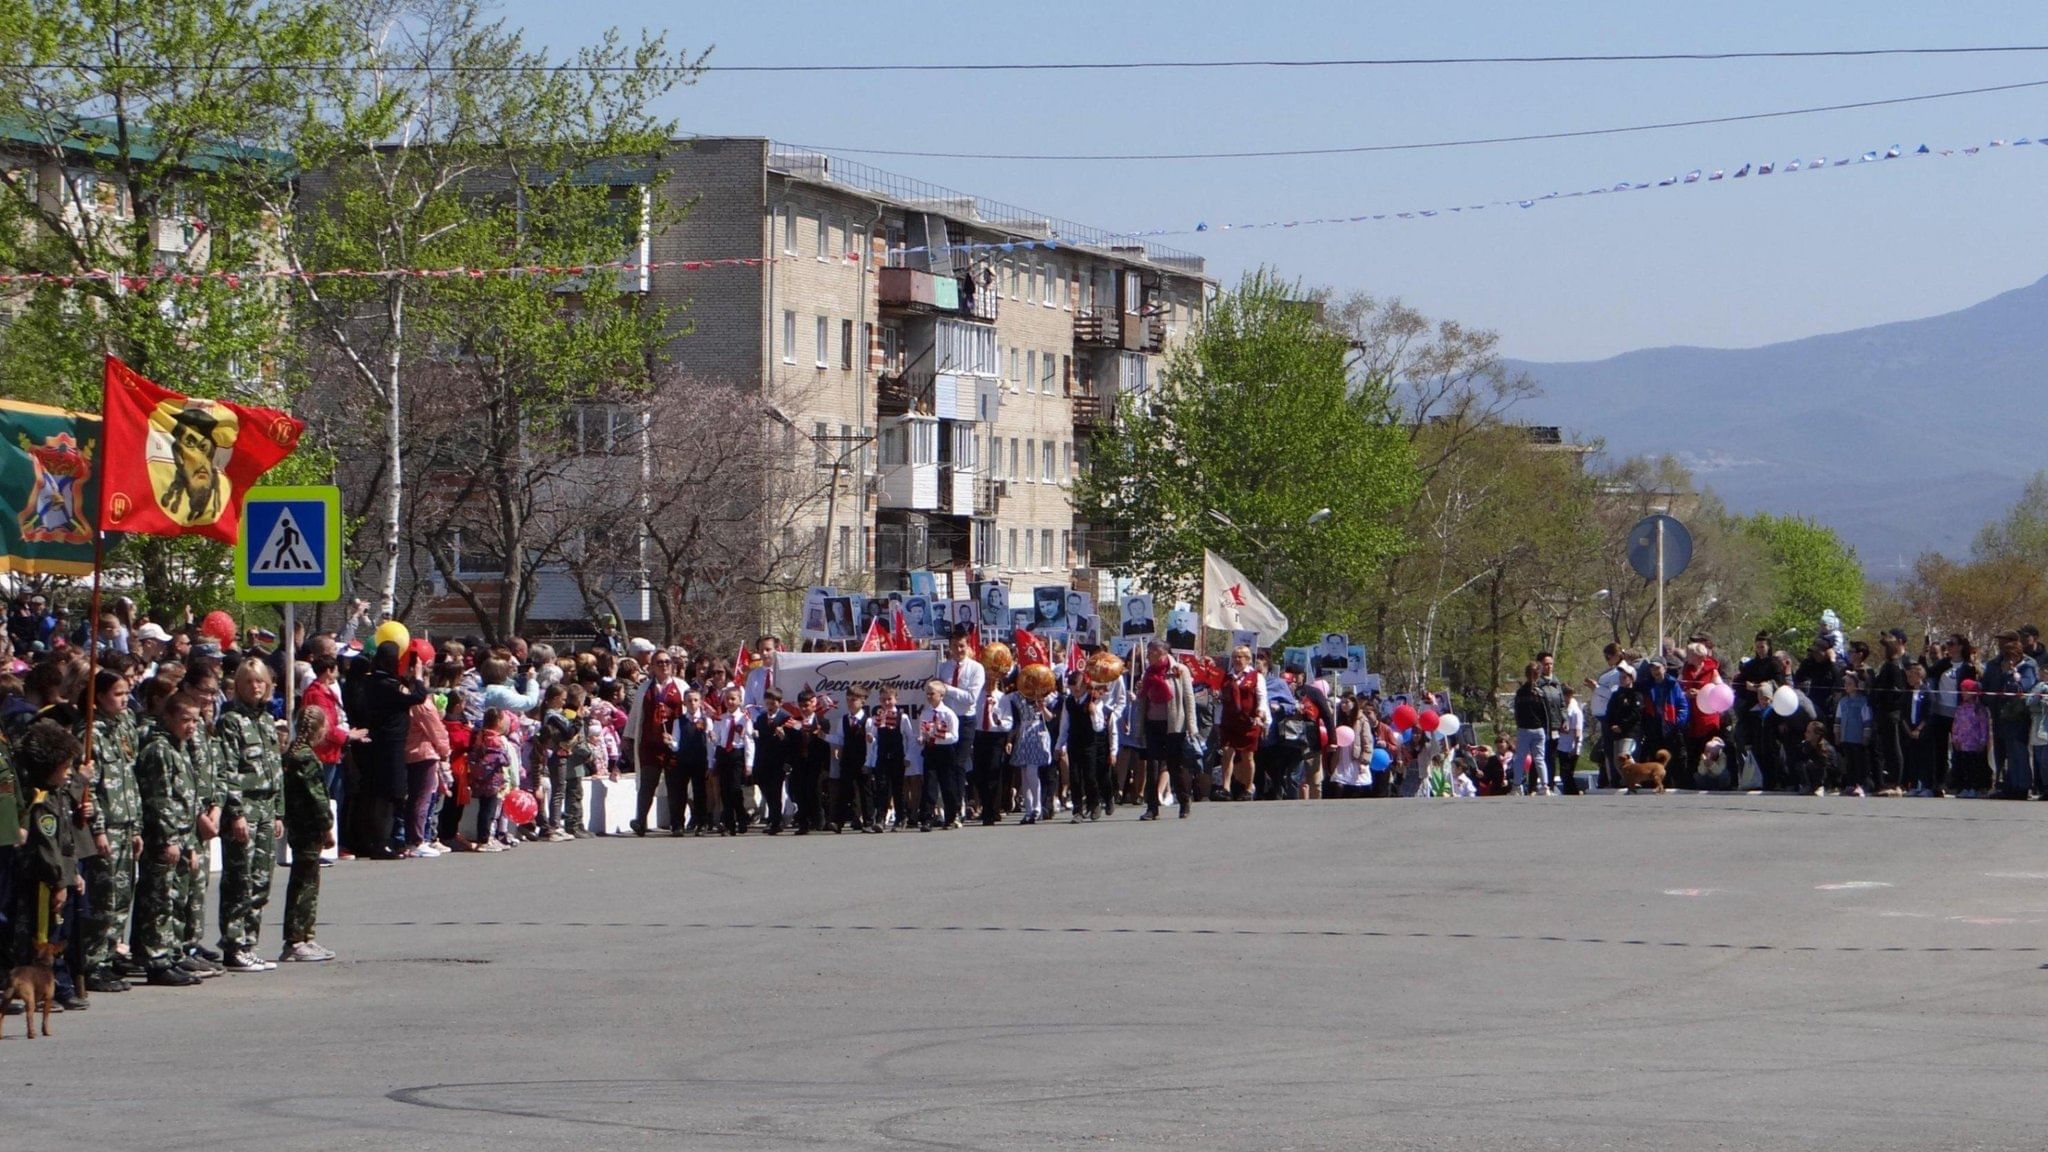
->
[222, 951, 267, 973]
[631, 818, 647, 837]
[147, 965, 201, 987]
[187, 944, 224, 963]
[85, 969, 131, 993]
[572, 829, 595, 838]
[1849, 786, 1867, 798]
[176, 956, 220, 978]
[280, 942, 333, 963]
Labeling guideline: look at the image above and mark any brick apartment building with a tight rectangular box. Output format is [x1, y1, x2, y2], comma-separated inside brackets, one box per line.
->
[414, 136, 1209, 638]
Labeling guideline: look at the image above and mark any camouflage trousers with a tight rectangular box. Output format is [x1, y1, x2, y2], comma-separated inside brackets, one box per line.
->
[283, 842, 322, 944]
[133, 837, 195, 969]
[217, 801, 277, 957]
[81, 825, 137, 973]
[175, 841, 212, 950]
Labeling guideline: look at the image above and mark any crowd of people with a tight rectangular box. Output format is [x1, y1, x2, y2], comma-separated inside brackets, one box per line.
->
[7, 592, 2048, 1028]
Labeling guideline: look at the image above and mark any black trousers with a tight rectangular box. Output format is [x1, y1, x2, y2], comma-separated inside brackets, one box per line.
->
[633, 750, 677, 827]
[931, 742, 968, 825]
[715, 750, 751, 834]
[675, 759, 714, 831]
[790, 763, 821, 832]
[1922, 716, 1953, 792]
[757, 758, 787, 832]
[834, 768, 875, 828]
[974, 731, 1009, 823]
[1069, 739, 1105, 816]
[875, 758, 906, 826]
[1870, 713, 1906, 792]
[1144, 728, 1189, 814]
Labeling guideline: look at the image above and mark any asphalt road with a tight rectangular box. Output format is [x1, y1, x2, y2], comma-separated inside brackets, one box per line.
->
[8, 793, 2048, 1151]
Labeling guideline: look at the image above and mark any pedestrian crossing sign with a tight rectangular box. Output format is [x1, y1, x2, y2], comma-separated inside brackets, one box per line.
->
[235, 485, 341, 602]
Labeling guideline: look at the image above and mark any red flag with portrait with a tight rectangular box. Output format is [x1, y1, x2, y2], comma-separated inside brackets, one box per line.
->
[99, 356, 302, 543]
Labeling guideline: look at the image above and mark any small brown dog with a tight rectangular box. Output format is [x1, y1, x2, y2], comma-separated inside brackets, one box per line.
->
[1, 940, 62, 1040]
[1621, 749, 1671, 794]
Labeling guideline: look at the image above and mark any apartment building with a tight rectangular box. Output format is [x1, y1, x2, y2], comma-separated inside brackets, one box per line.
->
[397, 136, 1207, 637]
[651, 137, 1206, 616]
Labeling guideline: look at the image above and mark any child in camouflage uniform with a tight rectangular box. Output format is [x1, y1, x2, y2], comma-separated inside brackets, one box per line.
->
[280, 705, 335, 962]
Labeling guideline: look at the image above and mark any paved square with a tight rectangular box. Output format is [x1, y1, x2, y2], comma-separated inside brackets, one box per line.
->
[8, 795, 2047, 1150]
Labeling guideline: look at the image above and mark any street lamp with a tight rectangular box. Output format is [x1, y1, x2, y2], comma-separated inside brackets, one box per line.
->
[765, 406, 877, 586]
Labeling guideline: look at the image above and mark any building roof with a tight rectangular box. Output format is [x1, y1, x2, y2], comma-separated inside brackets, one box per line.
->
[0, 115, 293, 173]
[720, 138, 1206, 282]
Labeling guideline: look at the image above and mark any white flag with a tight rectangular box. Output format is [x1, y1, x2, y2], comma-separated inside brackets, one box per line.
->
[1201, 549, 1289, 647]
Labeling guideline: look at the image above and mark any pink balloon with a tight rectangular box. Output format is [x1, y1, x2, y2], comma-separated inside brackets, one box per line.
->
[1334, 726, 1356, 749]
[1697, 681, 1736, 715]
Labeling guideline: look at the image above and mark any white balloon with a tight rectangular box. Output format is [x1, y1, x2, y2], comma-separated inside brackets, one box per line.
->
[1770, 685, 1801, 717]
[1436, 713, 1462, 738]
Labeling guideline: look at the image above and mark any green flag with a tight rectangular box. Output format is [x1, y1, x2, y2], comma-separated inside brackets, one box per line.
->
[0, 399, 102, 576]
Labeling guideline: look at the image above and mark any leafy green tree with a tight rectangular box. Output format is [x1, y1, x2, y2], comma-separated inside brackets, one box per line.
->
[1739, 511, 1865, 639]
[1076, 270, 1416, 642]
[0, 0, 344, 616]
[288, 0, 699, 624]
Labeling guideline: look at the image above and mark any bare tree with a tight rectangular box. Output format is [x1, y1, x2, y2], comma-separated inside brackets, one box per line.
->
[564, 379, 825, 650]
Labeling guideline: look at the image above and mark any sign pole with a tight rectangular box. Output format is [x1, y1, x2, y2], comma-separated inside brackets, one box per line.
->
[1655, 517, 1666, 659]
[283, 600, 296, 736]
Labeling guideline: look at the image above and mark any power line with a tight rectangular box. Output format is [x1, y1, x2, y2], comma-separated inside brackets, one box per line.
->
[703, 44, 2048, 72]
[16, 44, 2048, 75]
[781, 78, 2048, 162]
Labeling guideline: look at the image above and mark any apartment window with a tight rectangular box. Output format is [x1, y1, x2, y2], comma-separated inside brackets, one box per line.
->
[1060, 530, 1072, 568]
[879, 423, 908, 467]
[1060, 354, 1072, 395]
[1041, 530, 1054, 570]
[1063, 272, 1073, 310]
[1024, 351, 1036, 394]
[1064, 440, 1075, 480]
[1024, 440, 1036, 482]
[1031, 264, 1042, 304]
[814, 214, 828, 260]
[840, 319, 854, 370]
[881, 325, 901, 373]
[815, 315, 829, 367]
[1008, 348, 1018, 382]
[1006, 261, 1018, 298]
[782, 311, 796, 363]
[1007, 437, 1020, 480]
[781, 205, 796, 253]
[1023, 530, 1035, 569]
[1041, 352, 1056, 393]
[813, 526, 828, 564]
[1042, 440, 1055, 483]
[813, 421, 829, 469]
[852, 225, 867, 265]
[858, 425, 872, 477]
[838, 526, 852, 572]
[1042, 263, 1056, 306]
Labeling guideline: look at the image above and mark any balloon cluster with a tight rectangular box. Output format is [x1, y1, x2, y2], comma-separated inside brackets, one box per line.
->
[1389, 703, 1461, 739]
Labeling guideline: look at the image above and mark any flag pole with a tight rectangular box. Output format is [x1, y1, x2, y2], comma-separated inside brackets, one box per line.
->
[81, 529, 102, 769]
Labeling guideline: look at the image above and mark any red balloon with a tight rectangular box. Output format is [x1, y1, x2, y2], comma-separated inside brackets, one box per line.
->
[201, 609, 237, 648]
[503, 788, 539, 825]
[1418, 708, 1441, 733]
[1390, 703, 1418, 731]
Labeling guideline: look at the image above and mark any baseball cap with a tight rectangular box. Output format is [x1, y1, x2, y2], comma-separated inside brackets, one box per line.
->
[136, 622, 172, 643]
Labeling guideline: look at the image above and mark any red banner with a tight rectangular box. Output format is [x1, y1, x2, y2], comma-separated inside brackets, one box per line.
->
[99, 357, 301, 543]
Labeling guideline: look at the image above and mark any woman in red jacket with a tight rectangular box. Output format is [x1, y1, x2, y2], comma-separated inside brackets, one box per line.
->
[300, 654, 365, 857]
[1217, 645, 1270, 800]
[1679, 641, 1724, 787]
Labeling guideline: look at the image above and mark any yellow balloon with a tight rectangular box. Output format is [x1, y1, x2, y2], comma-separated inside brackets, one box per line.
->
[374, 619, 411, 651]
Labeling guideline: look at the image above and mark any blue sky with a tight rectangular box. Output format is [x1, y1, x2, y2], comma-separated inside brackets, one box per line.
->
[499, 0, 2048, 361]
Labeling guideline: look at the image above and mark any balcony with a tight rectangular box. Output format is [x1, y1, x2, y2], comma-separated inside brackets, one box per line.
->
[938, 465, 978, 518]
[1071, 392, 1107, 431]
[1074, 307, 1165, 352]
[974, 476, 1006, 519]
[878, 266, 998, 322]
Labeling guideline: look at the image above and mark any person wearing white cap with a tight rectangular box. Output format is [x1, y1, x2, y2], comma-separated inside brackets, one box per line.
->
[135, 621, 173, 676]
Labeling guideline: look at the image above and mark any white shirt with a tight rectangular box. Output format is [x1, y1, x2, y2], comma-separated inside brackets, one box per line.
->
[1559, 699, 1585, 754]
[864, 707, 925, 775]
[743, 660, 780, 711]
[1591, 665, 1622, 719]
[922, 702, 960, 747]
[938, 658, 988, 731]
[710, 711, 755, 772]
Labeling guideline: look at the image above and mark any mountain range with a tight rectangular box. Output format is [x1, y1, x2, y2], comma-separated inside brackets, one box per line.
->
[1509, 274, 2047, 576]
